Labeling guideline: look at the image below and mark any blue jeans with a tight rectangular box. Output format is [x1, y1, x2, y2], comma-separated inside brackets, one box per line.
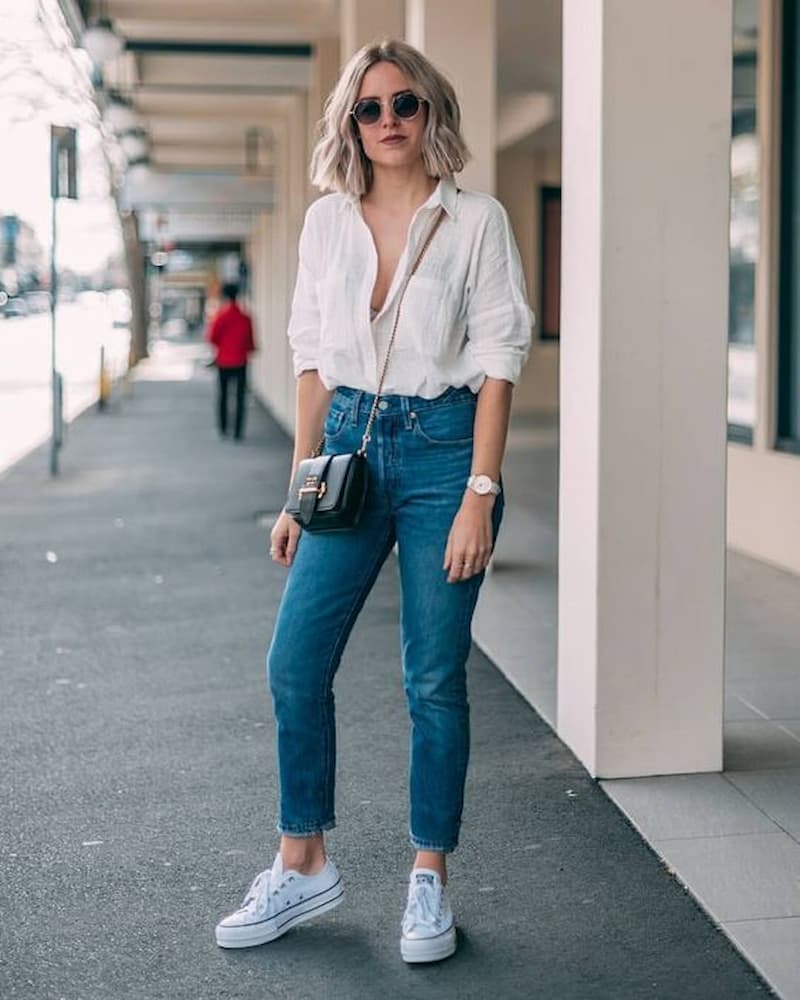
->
[266, 385, 504, 853]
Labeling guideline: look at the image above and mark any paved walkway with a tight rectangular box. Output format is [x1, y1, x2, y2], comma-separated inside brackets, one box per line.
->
[0, 349, 773, 1000]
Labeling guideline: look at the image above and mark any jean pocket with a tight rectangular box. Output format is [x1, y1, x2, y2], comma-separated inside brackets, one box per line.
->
[411, 402, 476, 445]
[323, 406, 349, 443]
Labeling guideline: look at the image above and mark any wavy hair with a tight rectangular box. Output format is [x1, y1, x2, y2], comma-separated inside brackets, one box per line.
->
[310, 39, 470, 196]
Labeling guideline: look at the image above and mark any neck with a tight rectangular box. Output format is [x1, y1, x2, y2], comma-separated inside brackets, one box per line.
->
[364, 163, 438, 214]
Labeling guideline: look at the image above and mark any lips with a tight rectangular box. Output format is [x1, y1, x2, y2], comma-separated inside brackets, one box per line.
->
[380, 134, 406, 144]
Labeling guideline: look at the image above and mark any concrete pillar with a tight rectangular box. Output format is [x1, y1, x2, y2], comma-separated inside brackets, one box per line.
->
[557, 0, 732, 777]
[341, 0, 405, 62]
[406, 0, 496, 194]
[308, 35, 341, 204]
[118, 209, 148, 362]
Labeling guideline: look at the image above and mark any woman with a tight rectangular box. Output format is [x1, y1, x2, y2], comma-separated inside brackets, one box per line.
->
[215, 38, 532, 963]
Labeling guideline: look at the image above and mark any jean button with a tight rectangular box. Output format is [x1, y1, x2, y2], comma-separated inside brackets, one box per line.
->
[378, 400, 389, 411]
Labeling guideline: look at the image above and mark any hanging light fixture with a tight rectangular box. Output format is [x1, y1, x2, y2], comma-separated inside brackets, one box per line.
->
[119, 128, 150, 162]
[103, 92, 139, 134]
[82, 2, 125, 66]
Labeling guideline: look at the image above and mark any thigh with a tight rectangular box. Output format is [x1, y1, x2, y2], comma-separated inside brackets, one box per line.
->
[395, 403, 503, 681]
[268, 489, 396, 692]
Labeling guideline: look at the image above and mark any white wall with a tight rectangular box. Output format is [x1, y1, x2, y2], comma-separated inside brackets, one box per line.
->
[496, 146, 561, 415]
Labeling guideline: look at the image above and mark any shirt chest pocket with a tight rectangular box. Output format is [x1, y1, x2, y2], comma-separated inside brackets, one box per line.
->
[400, 275, 462, 361]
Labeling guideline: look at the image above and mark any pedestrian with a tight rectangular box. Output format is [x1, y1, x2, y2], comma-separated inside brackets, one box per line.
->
[205, 283, 256, 440]
[215, 38, 532, 963]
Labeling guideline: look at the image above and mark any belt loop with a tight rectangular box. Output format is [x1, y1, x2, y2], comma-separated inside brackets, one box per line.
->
[401, 395, 412, 430]
[352, 390, 363, 426]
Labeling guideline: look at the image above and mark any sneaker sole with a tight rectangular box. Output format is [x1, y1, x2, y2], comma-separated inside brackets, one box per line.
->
[401, 924, 457, 964]
[215, 883, 344, 949]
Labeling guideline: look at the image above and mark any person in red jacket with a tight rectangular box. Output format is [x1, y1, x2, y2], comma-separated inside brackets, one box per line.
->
[206, 283, 256, 440]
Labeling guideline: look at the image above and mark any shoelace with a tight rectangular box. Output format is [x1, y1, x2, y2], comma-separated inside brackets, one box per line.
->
[239, 864, 292, 918]
[405, 881, 442, 928]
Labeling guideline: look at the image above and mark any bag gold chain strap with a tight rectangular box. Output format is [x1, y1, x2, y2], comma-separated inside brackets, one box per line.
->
[358, 205, 447, 455]
[311, 205, 447, 459]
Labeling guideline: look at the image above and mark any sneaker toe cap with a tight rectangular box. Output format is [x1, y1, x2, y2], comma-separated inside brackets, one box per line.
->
[218, 908, 257, 929]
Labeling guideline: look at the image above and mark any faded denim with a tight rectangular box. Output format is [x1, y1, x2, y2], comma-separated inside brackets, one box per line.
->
[266, 384, 503, 853]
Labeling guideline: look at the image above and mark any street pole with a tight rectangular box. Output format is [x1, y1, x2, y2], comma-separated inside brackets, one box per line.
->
[50, 186, 60, 476]
[49, 125, 77, 477]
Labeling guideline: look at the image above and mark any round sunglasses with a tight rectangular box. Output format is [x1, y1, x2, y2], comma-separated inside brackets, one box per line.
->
[350, 90, 428, 127]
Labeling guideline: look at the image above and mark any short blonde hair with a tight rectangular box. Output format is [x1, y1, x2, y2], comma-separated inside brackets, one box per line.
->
[310, 39, 470, 196]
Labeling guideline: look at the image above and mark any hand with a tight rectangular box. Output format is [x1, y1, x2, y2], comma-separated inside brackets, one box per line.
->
[443, 491, 494, 583]
[270, 510, 302, 567]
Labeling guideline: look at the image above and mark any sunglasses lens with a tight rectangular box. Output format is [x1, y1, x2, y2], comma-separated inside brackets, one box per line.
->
[393, 92, 421, 119]
[354, 100, 381, 125]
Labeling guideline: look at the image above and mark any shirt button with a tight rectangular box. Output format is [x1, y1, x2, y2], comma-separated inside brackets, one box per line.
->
[378, 400, 389, 410]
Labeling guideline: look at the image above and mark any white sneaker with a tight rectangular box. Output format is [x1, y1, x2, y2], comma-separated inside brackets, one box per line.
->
[215, 853, 344, 949]
[400, 868, 457, 963]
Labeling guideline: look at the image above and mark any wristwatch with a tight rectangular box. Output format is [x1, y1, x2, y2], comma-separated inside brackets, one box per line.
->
[467, 474, 501, 496]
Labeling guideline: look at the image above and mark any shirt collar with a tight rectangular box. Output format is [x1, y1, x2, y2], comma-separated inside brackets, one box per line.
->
[340, 175, 459, 219]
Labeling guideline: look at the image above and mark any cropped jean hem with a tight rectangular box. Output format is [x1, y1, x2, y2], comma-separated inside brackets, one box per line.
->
[276, 818, 336, 838]
[410, 835, 458, 854]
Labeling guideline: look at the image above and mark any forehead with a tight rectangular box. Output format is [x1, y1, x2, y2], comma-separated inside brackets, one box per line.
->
[357, 60, 411, 99]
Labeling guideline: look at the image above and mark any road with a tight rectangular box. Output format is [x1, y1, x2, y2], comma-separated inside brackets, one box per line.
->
[0, 296, 130, 476]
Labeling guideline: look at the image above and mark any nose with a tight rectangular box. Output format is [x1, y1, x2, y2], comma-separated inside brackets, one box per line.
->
[379, 101, 399, 126]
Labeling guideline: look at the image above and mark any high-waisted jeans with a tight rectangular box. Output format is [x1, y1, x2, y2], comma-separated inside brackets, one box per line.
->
[266, 384, 503, 853]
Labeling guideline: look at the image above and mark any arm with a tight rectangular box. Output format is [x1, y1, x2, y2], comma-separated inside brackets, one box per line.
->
[270, 372, 332, 567]
[444, 200, 534, 583]
[443, 377, 512, 582]
[289, 370, 334, 482]
[270, 204, 330, 567]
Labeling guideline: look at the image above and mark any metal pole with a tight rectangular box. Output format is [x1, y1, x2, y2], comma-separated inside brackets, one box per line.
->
[49, 192, 59, 477]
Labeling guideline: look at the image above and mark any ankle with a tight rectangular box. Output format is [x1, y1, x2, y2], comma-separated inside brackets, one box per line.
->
[413, 851, 447, 886]
[279, 835, 326, 875]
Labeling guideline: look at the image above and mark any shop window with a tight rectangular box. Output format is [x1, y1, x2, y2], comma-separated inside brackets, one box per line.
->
[540, 186, 561, 340]
[728, 2, 759, 444]
[778, 0, 800, 452]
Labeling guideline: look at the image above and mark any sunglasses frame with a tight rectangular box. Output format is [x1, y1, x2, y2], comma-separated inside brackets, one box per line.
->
[350, 90, 428, 127]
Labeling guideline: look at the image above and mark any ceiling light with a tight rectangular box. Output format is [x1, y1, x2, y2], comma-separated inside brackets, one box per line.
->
[82, 17, 125, 66]
[119, 128, 150, 162]
[103, 94, 139, 134]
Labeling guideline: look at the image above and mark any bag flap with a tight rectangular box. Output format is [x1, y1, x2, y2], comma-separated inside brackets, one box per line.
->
[316, 453, 362, 511]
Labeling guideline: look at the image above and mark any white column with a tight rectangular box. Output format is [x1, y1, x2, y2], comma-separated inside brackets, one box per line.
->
[341, 0, 405, 62]
[406, 0, 496, 194]
[557, 0, 732, 777]
[308, 35, 340, 185]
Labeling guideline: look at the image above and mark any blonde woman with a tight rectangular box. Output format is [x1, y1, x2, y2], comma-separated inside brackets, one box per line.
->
[215, 38, 532, 963]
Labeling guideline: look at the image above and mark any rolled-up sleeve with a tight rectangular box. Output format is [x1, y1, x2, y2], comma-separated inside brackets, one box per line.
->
[287, 202, 323, 377]
[465, 200, 534, 384]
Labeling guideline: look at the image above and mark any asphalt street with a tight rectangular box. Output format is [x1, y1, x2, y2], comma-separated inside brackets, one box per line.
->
[0, 359, 774, 1000]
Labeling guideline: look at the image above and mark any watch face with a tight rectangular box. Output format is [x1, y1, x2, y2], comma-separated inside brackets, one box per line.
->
[473, 475, 491, 494]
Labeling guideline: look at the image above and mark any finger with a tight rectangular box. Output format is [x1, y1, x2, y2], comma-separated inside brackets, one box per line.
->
[443, 532, 454, 572]
[448, 552, 468, 583]
[285, 525, 301, 565]
[457, 550, 481, 582]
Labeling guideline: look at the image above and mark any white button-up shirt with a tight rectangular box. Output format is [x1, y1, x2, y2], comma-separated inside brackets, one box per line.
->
[287, 177, 534, 398]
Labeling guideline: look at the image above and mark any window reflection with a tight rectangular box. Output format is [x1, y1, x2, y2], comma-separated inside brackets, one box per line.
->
[728, 1, 759, 441]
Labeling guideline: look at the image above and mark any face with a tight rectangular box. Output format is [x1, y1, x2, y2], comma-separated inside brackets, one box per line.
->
[352, 61, 428, 171]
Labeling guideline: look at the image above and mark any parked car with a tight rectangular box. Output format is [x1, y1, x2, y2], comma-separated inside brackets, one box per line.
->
[2, 297, 29, 318]
[24, 291, 51, 314]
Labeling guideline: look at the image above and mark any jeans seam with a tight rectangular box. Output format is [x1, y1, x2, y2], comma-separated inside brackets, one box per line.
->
[317, 515, 396, 824]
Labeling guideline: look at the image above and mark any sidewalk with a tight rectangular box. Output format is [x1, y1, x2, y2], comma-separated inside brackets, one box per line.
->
[0, 350, 773, 1000]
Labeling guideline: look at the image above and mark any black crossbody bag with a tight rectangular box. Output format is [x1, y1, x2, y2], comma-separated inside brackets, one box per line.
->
[285, 207, 446, 533]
